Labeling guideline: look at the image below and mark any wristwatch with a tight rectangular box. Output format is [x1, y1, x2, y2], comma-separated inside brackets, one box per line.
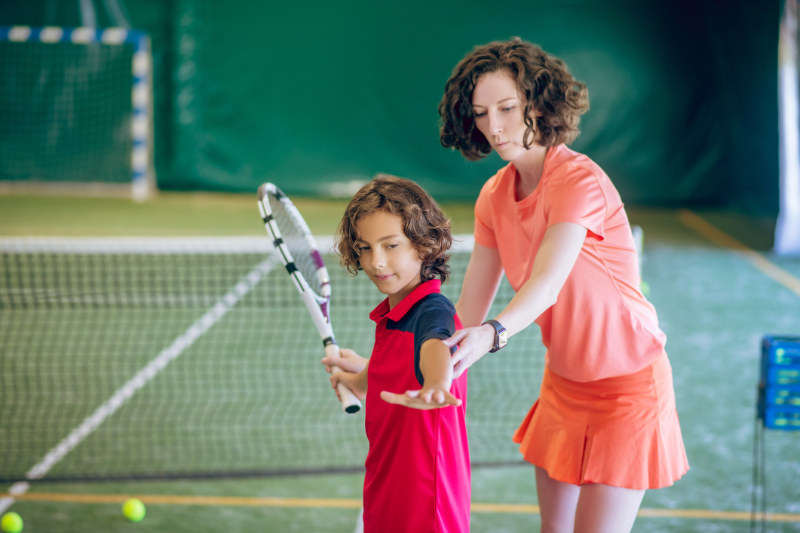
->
[482, 319, 507, 353]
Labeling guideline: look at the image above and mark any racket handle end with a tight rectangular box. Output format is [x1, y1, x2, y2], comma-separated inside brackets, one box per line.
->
[326, 344, 363, 414]
[339, 385, 361, 415]
[336, 377, 362, 415]
[343, 403, 361, 415]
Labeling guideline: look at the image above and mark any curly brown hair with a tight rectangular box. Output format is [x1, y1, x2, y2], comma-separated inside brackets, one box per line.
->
[438, 37, 589, 161]
[335, 174, 452, 283]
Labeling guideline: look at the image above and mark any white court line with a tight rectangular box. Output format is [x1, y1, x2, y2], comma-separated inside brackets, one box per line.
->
[677, 210, 800, 298]
[0, 483, 30, 514]
[0, 255, 280, 513]
[0, 235, 477, 254]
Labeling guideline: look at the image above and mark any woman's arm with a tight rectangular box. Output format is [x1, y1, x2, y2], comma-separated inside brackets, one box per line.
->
[455, 243, 504, 328]
[445, 222, 588, 377]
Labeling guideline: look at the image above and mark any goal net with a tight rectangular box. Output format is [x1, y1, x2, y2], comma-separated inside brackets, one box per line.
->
[0, 26, 154, 201]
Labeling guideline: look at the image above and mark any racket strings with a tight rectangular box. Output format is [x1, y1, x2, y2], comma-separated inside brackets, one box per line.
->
[268, 196, 323, 295]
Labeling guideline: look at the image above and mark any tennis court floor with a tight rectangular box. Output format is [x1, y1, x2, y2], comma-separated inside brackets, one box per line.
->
[0, 201, 798, 532]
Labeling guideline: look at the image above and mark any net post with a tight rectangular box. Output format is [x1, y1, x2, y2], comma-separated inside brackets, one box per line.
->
[131, 31, 155, 202]
[631, 225, 644, 277]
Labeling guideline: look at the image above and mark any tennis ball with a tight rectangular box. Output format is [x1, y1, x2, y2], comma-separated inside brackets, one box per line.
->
[640, 280, 650, 298]
[0, 512, 23, 533]
[122, 498, 146, 522]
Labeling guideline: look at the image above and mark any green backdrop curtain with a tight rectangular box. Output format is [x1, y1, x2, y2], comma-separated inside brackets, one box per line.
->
[1, 0, 780, 215]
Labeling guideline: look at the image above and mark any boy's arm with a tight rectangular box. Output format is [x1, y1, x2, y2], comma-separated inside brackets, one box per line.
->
[380, 339, 462, 409]
[321, 348, 368, 374]
[329, 359, 369, 402]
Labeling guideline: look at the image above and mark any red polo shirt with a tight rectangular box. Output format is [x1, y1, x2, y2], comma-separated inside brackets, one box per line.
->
[363, 279, 470, 533]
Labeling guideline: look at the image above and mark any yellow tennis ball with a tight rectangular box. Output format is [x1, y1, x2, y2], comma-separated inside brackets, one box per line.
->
[122, 498, 145, 522]
[0, 512, 23, 533]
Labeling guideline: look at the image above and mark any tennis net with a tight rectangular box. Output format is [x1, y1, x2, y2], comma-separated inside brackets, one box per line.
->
[0, 237, 543, 482]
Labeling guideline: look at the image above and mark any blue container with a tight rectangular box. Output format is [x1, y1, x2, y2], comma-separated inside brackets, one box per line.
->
[759, 335, 800, 431]
[764, 405, 800, 429]
[765, 366, 800, 386]
[765, 385, 800, 406]
[761, 335, 800, 382]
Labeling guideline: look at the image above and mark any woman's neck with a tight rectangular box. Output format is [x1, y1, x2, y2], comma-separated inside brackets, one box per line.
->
[512, 143, 549, 200]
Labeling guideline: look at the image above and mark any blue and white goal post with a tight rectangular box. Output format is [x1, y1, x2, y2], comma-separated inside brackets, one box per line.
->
[0, 26, 155, 202]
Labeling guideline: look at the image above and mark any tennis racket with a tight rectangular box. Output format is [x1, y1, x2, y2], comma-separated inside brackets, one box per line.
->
[257, 183, 362, 414]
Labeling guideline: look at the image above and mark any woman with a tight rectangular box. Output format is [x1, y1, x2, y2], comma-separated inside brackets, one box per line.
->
[437, 38, 688, 532]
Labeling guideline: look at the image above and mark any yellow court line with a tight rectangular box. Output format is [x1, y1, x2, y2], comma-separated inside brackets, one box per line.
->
[677, 210, 800, 298]
[636, 508, 799, 521]
[4, 493, 361, 509]
[470, 503, 540, 513]
[3, 492, 800, 522]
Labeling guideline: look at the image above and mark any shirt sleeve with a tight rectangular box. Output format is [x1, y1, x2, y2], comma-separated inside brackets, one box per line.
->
[412, 297, 457, 386]
[474, 185, 498, 249]
[544, 163, 607, 240]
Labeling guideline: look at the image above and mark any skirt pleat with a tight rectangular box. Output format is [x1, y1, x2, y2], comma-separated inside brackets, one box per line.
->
[512, 354, 689, 490]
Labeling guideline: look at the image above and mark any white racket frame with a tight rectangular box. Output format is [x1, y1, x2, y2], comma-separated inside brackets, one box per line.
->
[257, 183, 362, 414]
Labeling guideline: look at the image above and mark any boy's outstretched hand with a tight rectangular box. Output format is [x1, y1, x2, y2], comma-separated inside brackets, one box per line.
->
[381, 338, 462, 409]
[380, 383, 462, 410]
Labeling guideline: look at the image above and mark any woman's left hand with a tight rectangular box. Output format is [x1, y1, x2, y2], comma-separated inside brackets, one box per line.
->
[442, 324, 496, 379]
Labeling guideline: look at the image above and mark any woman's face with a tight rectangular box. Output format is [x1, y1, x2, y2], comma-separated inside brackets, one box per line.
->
[472, 70, 538, 161]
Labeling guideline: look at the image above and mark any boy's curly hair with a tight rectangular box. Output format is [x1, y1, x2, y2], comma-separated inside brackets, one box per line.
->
[335, 174, 452, 284]
[438, 37, 589, 161]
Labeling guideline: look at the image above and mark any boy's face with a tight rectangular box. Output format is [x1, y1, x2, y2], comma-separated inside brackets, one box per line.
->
[354, 210, 424, 308]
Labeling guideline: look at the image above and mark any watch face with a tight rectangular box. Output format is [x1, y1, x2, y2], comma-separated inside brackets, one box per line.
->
[498, 330, 508, 348]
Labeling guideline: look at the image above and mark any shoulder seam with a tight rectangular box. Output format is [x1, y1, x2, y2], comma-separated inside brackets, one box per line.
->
[406, 293, 454, 317]
[545, 161, 609, 214]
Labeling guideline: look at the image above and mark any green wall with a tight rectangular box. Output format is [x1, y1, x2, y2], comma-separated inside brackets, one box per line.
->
[1, 0, 781, 214]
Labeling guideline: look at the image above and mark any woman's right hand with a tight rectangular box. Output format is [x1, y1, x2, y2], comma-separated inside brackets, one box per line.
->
[321, 348, 368, 374]
[443, 324, 496, 379]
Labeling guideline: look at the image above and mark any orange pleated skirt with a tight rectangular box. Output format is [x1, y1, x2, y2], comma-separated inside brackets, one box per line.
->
[513, 353, 689, 490]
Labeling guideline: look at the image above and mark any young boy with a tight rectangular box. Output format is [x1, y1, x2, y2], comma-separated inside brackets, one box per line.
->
[321, 174, 470, 533]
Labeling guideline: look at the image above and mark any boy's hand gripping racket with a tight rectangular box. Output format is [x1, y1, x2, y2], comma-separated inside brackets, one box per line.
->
[258, 183, 362, 414]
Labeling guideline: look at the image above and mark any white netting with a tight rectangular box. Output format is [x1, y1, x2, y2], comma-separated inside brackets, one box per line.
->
[0, 237, 543, 481]
[0, 36, 136, 187]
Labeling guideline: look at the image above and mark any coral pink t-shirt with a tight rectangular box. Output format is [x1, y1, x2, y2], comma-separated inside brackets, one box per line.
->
[474, 144, 666, 382]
